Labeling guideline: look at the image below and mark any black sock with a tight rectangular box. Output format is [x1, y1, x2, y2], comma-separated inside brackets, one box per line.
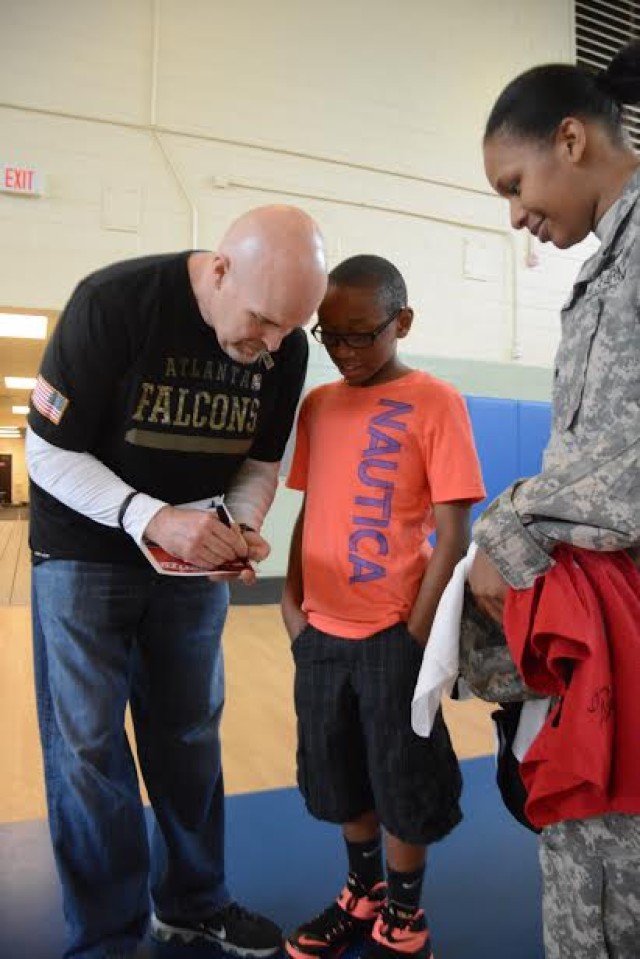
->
[386, 864, 425, 913]
[345, 836, 384, 890]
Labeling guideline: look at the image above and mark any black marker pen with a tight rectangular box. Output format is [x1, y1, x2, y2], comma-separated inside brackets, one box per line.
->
[214, 501, 233, 527]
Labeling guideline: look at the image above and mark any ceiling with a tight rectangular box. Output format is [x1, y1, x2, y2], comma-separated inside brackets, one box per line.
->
[0, 310, 60, 432]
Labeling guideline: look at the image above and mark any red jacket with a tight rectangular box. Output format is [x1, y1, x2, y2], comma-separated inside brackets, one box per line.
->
[504, 547, 640, 829]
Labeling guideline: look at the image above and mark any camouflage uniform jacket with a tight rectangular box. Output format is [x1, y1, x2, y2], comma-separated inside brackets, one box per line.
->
[474, 167, 640, 589]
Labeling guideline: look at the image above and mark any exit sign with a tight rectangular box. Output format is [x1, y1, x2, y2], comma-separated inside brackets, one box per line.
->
[0, 164, 43, 196]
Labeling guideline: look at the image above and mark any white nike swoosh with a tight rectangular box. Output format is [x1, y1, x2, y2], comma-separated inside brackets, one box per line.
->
[210, 926, 227, 940]
[362, 845, 382, 858]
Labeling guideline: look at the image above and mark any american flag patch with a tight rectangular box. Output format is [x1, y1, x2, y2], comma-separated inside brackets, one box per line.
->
[31, 374, 69, 425]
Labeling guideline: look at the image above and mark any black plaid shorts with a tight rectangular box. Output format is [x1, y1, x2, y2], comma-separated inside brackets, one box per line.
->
[292, 621, 462, 845]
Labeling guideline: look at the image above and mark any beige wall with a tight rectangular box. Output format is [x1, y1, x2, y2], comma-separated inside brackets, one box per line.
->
[0, 0, 585, 554]
[0, 0, 580, 369]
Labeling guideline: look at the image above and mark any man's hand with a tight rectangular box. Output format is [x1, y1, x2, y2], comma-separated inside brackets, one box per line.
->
[468, 547, 509, 624]
[232, 529, 271, 585]
[144, 506, 249, 569]
[241, 529, 271, 564]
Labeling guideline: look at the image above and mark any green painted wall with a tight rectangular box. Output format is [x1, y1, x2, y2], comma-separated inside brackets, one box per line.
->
[402, 355, 553, 403]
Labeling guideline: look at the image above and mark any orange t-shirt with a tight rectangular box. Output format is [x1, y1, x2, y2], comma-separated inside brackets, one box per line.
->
[287, 370, 486, 638]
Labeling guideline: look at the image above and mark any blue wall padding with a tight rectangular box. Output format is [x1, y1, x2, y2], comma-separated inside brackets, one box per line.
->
[517, 401, 553, 479]
[464, 395, 551, 522]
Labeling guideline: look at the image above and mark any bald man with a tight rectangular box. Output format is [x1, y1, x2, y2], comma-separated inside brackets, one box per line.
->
[26, 205, 328, 959]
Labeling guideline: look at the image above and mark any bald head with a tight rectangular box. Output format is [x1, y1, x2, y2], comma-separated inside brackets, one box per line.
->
[219, 205, 327, 322]
[219, 204, 325, 263]
[193, 205, 327, 364]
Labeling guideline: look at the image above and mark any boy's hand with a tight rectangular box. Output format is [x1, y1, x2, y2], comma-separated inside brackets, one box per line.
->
[406, 616, 428, 648]
[468, 548, 509, 624]
[282, 602, 308, 643]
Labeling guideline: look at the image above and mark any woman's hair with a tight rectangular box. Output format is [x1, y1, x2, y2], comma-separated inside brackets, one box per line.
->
[485, 40, 640, 144]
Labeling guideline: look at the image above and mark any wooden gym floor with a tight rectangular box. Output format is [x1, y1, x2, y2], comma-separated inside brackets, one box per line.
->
[0, 515, 495, 825]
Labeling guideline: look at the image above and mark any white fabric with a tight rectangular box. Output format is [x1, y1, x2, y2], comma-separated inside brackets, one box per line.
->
[411, 535, 551, 757]
[223, 458, 279, 531]
[26, 426, 167, 544]
[121, 494, 170, 545]
[411, 542, 478, 737]
[513, 697, 551, 762]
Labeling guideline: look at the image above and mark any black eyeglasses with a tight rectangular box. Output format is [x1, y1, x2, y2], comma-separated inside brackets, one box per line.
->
[311, 309, 402, 350]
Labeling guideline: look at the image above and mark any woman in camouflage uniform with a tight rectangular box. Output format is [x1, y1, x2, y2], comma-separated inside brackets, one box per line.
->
[470, 41, 640, 959]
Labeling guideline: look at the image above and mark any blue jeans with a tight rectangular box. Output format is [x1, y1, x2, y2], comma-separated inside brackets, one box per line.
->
[32, 560, 230, 959]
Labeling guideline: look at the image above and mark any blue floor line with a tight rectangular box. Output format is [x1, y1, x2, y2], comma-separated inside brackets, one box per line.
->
[0, 757, 543, 959]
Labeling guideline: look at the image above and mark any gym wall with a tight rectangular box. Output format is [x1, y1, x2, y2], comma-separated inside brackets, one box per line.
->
[0, 0, 580, 568]
[0, 0, 583, 367]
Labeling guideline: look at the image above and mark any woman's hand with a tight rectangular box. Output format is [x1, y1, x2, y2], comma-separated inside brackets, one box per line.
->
[468, 548, 509, 624]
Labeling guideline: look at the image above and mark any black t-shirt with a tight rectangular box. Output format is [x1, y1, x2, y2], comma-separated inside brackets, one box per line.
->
[29, 252, 308, 564]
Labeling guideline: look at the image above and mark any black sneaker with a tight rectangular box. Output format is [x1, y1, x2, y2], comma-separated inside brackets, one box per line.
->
[150, 902, 282, 957]
[285, 873, 387, 959]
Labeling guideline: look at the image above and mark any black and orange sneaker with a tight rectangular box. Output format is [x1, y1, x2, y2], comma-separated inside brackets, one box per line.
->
[285, 873, 387, 959]
[362, 901, 433, 959]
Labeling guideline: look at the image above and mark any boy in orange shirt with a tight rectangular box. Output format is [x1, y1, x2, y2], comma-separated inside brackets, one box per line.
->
[282, 255, 485, 959]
